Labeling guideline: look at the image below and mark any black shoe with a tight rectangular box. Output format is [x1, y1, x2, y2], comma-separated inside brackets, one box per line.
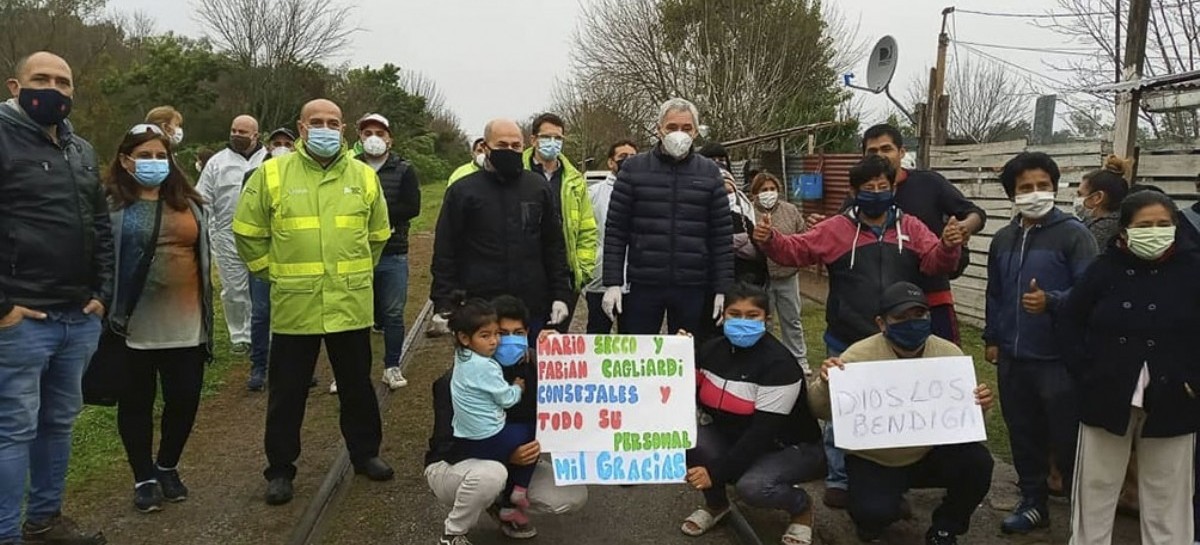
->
[133, 482, 163, 513]
[22, 513, 107, 544]
[926, 529, 958, 545]
[246, 369, 266, 392]
[353, 457, 394, 481]
[265, 477, 294, 506]
[156, 469, 188, 502]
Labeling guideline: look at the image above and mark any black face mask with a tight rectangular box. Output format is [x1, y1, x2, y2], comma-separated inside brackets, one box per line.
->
[19, 87, 72, 126]
[614, 158, 627, 173]
[488, 148, 524, 181]
[230, 135, 254, 153]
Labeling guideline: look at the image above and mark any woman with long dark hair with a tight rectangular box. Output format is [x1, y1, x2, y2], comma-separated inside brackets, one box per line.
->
[104, 124, 213, 513]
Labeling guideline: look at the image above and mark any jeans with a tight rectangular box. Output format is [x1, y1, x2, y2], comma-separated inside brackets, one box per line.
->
[823, 342, 848, 491]
[620, 285, 707, 335]
[373, 254, 408, 368]
[117, 345, 206, 483]
[459, 422, 537, 491]
[687, 424, 825, 515]
[0, 309, 102, 541]
[767, 274, 808, 365]
[249, 276, 270, 375]
[846, 443, 994, 536]
[584, 292, 613, 334]
[997, 357, 1079, 504]
[264, 329, 382, 481]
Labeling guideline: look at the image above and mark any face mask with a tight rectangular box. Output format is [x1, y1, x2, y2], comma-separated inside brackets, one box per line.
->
[855, 190, 894, 218]
[1072, 195, 1088, 219]
[614, 158, 627, 172]
[230, 135, 253, 153]
[494, 334, 529, 367]
[1126, 226, 1175, 260]
[661, 131, 693, 159]
[270, 146, 291, 158]
[758, 190, 779, 209]
[474, 152, 487, 168]
[1014, 191, 1056, 220]
[132, 159, 170, 187]
[172, 127, 184, 145]
[18, 87, 72, 125]
[305, 127, 343, 158]
[723, 317, 766, 348]
[727, 193, 741, 213]
[537, 137, 563, 160]
[488, 148, 524, 180]
[884, 317, 932, 352]
[362, 135, 389, 157]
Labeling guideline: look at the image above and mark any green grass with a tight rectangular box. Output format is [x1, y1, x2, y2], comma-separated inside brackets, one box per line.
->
[797, 300, 1011, 462]
[411, 181, 448, 233]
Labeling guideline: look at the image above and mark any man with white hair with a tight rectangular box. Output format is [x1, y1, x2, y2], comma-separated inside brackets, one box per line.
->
[601, 98, 733, 334]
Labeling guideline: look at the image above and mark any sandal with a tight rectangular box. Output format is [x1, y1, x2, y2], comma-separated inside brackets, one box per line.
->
[782, 523, 813, 545]
[680, 507, 729, 537]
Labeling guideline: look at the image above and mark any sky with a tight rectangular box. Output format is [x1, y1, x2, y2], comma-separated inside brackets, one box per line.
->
[107, 0, 1094, 139]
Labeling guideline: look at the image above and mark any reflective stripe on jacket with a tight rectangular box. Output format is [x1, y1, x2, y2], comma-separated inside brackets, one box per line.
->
[521, 148, 598, 290]
[232, 144, 390, 334]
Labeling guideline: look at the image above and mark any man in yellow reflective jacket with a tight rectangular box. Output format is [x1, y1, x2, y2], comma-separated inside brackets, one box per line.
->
[233, 99, 394, 506]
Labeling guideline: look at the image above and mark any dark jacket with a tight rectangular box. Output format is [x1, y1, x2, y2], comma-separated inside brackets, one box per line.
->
[695, 334, 821, 485]
[425, 354, 538, 466]
[603, 147, 734, 292]
[431, 169, 572, 318]
[356, 152, 420, 255]
[0, 100, 114, 317]
[983, 208, 1097, 362]
[1084, 210, 1121, 252]
[1060, 245, 1200, 437]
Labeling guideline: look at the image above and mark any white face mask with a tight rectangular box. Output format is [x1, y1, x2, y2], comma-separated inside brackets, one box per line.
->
[661, 130, 694, 159]
[727, 193, 740, 213]
[758, 190, 779, 209]
[1014, 191, 1056, 220]
[172, 127, 184, 145]
[474, 152, 487, 168]
[270, 146, 292, 158]
[362, 135, 389, 157]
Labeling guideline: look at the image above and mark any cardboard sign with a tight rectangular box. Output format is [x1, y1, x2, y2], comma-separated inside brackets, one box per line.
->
[829, 356, 986, 451]
[536, 334, 696, 485]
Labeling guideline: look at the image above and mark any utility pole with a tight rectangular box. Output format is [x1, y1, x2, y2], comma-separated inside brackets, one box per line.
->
[919, 7, 955, 169]
[1112, 0, 1150, 161]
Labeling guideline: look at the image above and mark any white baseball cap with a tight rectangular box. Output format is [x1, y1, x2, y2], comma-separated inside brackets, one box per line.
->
[357, 113, 391, 132]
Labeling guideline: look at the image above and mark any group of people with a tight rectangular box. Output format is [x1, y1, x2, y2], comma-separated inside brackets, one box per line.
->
[0, 49, 1196, 545]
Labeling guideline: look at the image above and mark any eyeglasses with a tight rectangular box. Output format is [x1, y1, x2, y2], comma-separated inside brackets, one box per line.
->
[129, 124, 164, 136]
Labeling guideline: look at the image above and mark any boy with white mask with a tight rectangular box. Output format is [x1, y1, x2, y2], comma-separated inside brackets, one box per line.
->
[984, 151, 1097, 535]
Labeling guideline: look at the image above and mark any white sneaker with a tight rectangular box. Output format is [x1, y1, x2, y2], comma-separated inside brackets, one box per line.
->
[328, 380, 337, 394]
[382, 367, 408, 390]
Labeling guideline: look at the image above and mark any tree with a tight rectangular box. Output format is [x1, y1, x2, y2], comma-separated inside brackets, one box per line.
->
[904, 56, 1032, 144]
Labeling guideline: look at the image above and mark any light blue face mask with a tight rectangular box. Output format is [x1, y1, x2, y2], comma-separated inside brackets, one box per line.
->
[537, 137, 563, 160]
[132, 159, 170, 187]
[494, 334, 529, 367]
[723, 318, 766, 348]
[305, 127, 343, 158]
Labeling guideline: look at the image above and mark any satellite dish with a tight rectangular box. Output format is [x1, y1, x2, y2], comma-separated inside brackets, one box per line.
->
[865, 36, 899, 93]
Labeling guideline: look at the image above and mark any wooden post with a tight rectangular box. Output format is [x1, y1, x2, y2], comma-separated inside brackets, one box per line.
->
[932, 8, 954, 146]
[916, 101, 930, 169]
[1112, 0, 1151, 159]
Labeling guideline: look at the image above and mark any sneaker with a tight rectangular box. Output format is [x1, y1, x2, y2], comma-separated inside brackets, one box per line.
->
[22, 513, 107, 544]
[156, 468, 188, 502]
[823, 487, 850, 509]
[246, 369, 266, 392]
[438, 535, 472, 545]
[926, 529, 958, 545]
[230, 342, 250, 356]
[133, 482, 163, 513]
[328, 380, 338, 394]
[382, 367, 408, 390]
[1001, 499, 1049, 534]
[486, 504, 538, 539]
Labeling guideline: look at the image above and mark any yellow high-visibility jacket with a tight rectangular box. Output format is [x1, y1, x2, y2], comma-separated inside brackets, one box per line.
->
[233, 144, 391, 335]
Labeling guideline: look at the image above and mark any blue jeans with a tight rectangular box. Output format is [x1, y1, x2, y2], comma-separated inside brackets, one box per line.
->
[374, 254, 408, 368]
[0, 308, 102, 540]
[249, 276, 271, 375]
[823, 341, 848, 490]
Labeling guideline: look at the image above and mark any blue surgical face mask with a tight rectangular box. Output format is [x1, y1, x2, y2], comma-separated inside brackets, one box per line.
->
[494, 334, 529, 367]
[132, 159, 170, 187]
[855, 190, 894, 218]
[305, 127, 343, 158]
[884, 317, 932, 352]
[537, 137, 563, 160]
[723, 318, 766, 348]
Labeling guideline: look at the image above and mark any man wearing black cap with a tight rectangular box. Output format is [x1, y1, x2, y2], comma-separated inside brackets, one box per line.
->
[808, 282, 995, 545]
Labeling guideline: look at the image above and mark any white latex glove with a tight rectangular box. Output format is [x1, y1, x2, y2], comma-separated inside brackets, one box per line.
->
[712, 294, 725, 324]
[548, 300, 570, 325]
[601, 286, 623, 320]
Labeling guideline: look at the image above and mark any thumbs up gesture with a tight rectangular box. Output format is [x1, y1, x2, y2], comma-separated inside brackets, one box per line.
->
[1021, 278, 1047, 314]
[941, 217, 965, 248]
[753, 212, 774, 244]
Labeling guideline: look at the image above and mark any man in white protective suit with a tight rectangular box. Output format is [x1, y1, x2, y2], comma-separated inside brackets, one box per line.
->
[196, 114, 267, 354]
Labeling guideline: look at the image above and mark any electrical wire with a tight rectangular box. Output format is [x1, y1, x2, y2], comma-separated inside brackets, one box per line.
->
[956, 43, 1080, 91]
[952, 39, 1101, 56]
[955, 8, 1110, 18]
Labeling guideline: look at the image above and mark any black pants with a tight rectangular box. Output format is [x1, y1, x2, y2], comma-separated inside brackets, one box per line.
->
[998, 357, 1078, 503]
[585, 292, 613, 334]
[620, 285, 706, 335]
[846, 443, 993, 536]
[264, 329, 382, 481]
[116, 345, 206, 483]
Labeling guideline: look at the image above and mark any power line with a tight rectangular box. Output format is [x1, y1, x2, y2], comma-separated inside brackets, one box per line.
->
[956, 43, 1080, 91]
[955, 8, 1110, 18]
[952, 39, 1100, 56]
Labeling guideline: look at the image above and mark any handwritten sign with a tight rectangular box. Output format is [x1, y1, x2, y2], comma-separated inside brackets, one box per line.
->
[829, 356, 986, 451]
[536, 335, 696, 485]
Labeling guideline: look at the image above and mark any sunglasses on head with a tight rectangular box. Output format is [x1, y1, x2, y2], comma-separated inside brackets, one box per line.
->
[128, 124, 165, 136]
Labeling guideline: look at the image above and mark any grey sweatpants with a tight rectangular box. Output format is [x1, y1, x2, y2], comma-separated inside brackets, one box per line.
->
[425, 458, 589, 535]
[767, 274, 808, 366]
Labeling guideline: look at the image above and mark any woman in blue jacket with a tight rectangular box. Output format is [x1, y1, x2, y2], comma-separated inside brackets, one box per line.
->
[1060, 190, 1198, 545]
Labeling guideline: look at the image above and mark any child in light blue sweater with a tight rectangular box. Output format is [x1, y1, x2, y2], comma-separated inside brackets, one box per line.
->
[448, 295, 534, 525]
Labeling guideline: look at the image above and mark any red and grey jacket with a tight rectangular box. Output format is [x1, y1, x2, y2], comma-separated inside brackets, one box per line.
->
[759, 207, 960, 346]
[695, 335, 820, 484]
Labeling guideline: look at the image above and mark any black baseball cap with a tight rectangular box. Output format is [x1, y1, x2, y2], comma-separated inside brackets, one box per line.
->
[268, 127, 296, 141]
[879, 282, 928, 317]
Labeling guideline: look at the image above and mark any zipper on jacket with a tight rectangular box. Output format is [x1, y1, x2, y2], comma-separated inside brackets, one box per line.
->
[1014, 225, 1032, 356]
[669, 163, 678, 283]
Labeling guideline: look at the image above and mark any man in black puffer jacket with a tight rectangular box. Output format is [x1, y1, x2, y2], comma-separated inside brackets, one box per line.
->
[601, 98, 733, 335]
